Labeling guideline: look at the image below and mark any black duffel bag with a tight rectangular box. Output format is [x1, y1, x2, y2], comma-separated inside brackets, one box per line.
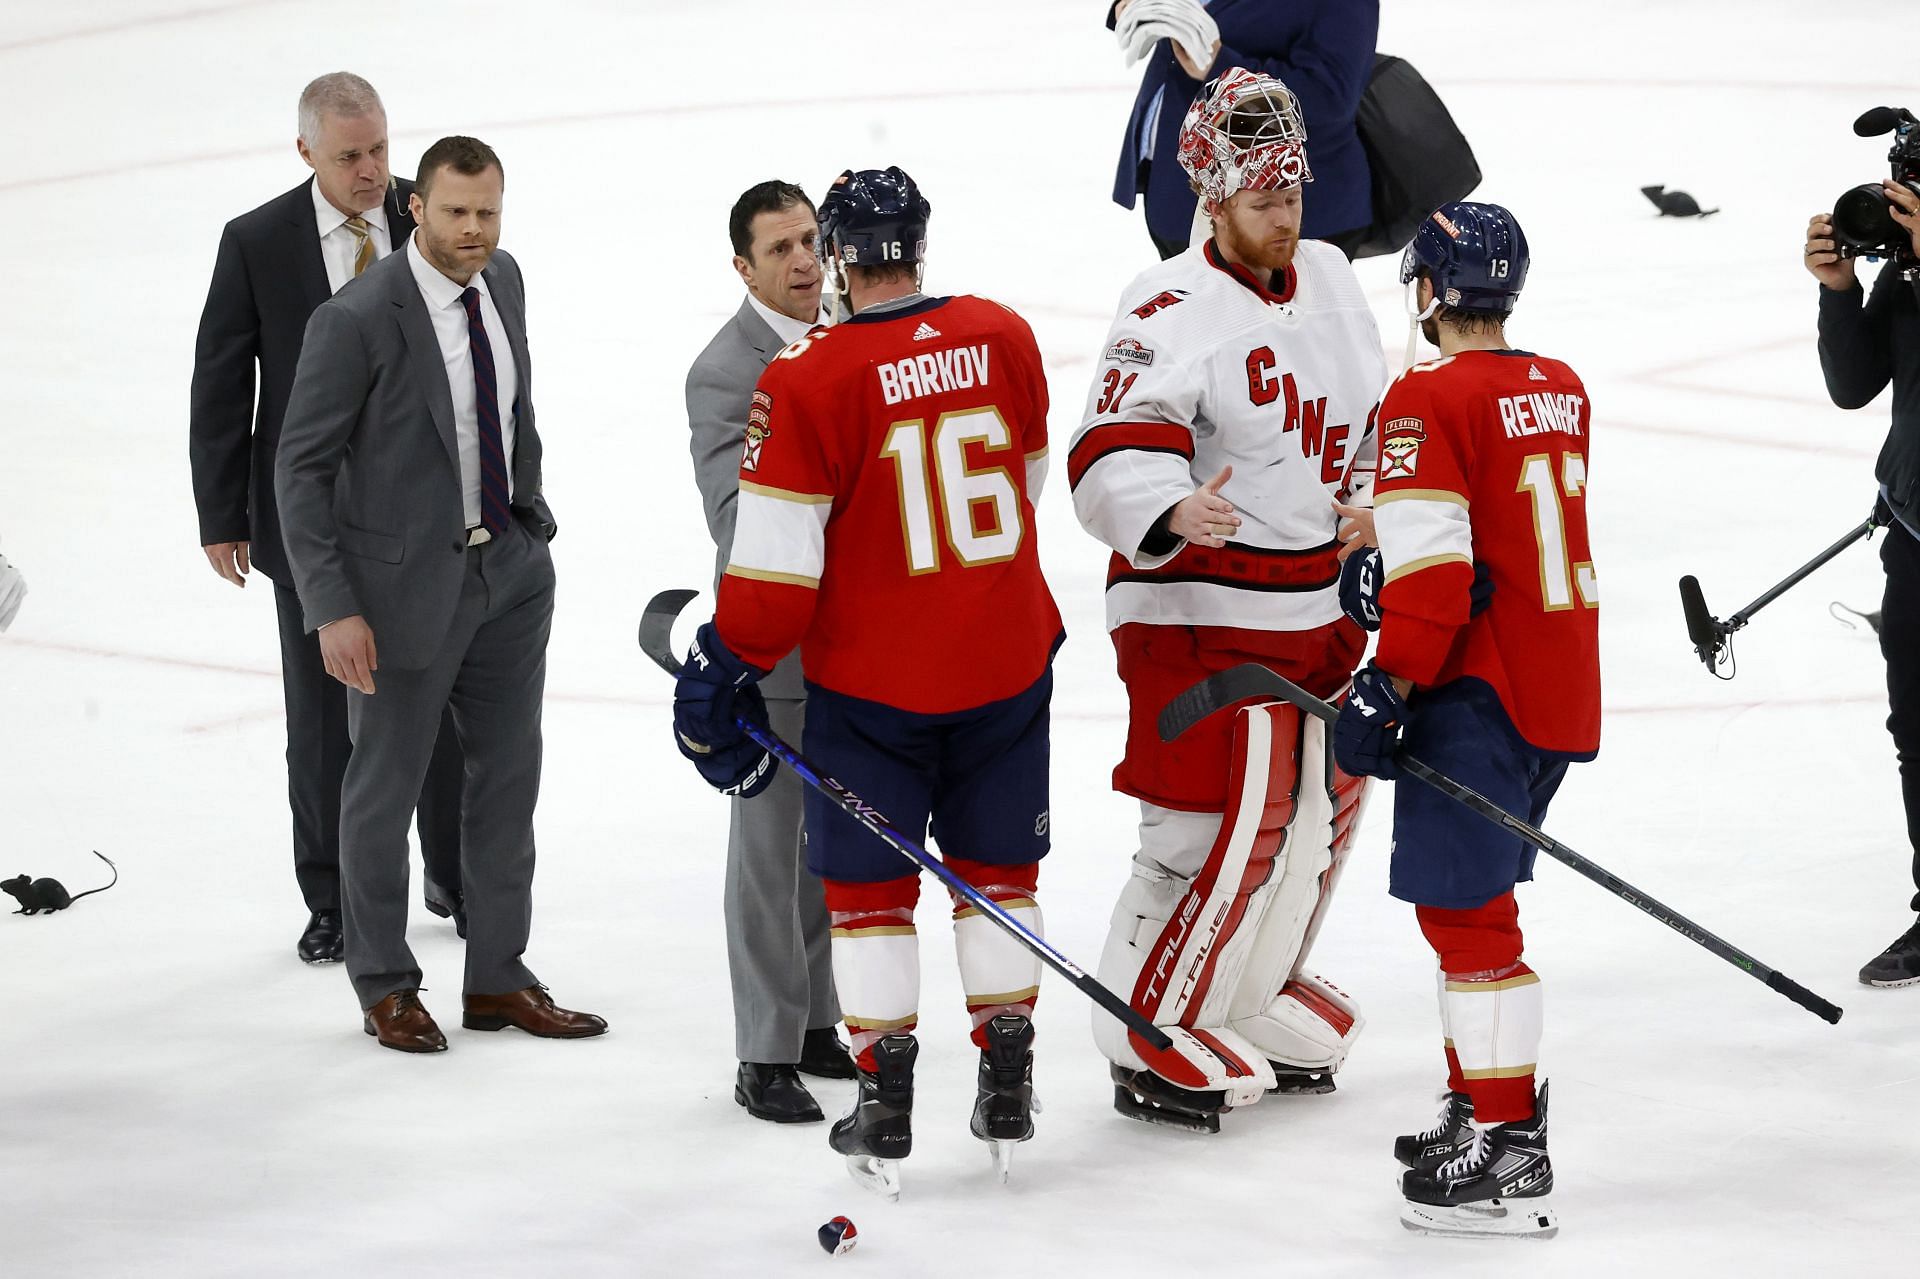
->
[1346, 54, 1482, 260]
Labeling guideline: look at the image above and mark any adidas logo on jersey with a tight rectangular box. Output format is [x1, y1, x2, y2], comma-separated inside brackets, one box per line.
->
[912, 322, 942, 341]
[1528, 363, 1547, 382]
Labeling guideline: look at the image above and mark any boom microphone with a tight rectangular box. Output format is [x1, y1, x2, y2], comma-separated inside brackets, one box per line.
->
[1854, 106, 1915, 137]
[1678, 575, 1720, 668]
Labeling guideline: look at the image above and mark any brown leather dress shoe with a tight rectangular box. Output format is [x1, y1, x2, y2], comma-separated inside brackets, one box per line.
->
[462, 985, 608, 1038]
[363, 989, 448, 1053]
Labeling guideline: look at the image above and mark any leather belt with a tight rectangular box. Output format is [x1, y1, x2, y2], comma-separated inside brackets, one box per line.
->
[466, 526, 493, 547]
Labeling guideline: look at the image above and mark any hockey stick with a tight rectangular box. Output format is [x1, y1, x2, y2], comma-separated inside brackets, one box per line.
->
[1678, 512, 1880, 676]
[640, 588, 1175, 1053]
[1158, 664, 1845, 1025]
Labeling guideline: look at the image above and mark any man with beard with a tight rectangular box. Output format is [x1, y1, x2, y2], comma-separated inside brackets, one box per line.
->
[277, 136, 604, 1051]
[1068, 68, 1386, 1132]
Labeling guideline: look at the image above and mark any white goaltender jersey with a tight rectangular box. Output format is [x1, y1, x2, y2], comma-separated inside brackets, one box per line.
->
[1068, 238, 1387, 633]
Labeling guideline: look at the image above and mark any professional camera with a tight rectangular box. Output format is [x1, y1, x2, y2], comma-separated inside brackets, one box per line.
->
[1831, 106, 1920, 261]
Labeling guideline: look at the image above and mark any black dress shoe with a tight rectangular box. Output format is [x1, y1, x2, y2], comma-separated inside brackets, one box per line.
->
[298, 910, 343, 964]
[798, 1026, 858, 1080]
[423, 884, 468, 939]
[736, 1062, 824, 1123]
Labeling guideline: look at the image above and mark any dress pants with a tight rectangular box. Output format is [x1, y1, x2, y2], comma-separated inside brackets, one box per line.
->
[273, 582, 464, 911]
[338, 521, 552, 1008]
[1881, 519, 1920, 911]
[726, 695, 838, 1062]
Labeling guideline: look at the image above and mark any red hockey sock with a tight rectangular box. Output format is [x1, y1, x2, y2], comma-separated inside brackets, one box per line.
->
[945, 857, 1042, 1051]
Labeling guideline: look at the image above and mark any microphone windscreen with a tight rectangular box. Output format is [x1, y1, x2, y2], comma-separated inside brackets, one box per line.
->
[1855, 106, 1902, 136]
[1679, 575, 1718, 662]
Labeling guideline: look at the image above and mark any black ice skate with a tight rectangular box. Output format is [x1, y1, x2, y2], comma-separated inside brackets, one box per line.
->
[970, 1014, 1037, 1183]
[1858, 919, 1920, 988]
[828, 1034, 916, 1201]
[1110, 1062, 1228, 1134]
[1267, 1062, 1337, 1095]
[1394, 1089, 1476, 1171]
[1399, 1082, 1556, 1240]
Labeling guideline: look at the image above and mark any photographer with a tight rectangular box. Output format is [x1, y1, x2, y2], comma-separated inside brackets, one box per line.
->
[1806, 178, 1920, 987]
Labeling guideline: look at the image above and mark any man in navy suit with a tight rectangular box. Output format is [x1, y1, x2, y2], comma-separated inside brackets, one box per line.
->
[1107, 0, 1377, 258]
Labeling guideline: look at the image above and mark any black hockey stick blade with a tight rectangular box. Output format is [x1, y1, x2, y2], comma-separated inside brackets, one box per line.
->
[639, 588, 699, 676]
[1158, 664, 1297, 741]
[639, 590, 1176, 1053]
[1160, 664, 1845, 1024]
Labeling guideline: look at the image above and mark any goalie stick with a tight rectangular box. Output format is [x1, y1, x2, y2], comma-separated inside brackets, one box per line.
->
[1158, 664, 1845, 1025]
[640, 588, 1175, 1053]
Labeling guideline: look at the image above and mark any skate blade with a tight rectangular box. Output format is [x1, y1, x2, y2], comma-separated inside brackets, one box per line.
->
[1112, 1086, 1221, 1134]
[844, 1155, 902, 1202]
[989, 1140, 1015, 1184]
[1399, 1196, 1558, 1240]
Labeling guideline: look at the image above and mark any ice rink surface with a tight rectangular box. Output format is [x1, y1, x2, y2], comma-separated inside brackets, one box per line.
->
[2, 0, 1917, 1274]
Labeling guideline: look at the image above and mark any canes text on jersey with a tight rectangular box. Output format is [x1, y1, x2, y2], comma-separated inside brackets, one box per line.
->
[1248, 347, 1352, 484]
[877, 344, 992, 406]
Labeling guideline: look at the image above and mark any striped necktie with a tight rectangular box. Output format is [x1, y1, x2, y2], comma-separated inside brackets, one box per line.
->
[344, 216, 375, 277]
[460, 287, 512, 535]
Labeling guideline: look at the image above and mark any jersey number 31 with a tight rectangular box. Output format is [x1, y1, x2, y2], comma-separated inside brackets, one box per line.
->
[881, 407, 1025, 574]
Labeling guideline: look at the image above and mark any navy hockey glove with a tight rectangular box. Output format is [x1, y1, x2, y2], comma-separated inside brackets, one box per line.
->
[1333, 662, 1408, 779]
[1338, 548, 1494, 633]
[672, 623, 778, 798]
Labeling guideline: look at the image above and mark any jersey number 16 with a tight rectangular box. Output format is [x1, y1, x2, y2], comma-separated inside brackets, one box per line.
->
[881, 406, 1026, 574]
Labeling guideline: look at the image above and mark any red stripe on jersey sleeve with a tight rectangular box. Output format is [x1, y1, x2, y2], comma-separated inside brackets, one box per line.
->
[1067, 421, 1194, 489]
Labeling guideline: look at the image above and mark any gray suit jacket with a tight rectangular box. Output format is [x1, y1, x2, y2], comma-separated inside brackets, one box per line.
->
[686, 297, 804, 700]
[275, 243, 554, 670]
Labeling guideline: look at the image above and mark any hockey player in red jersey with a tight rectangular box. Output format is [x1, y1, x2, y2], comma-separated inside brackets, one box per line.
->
[1334, 201, 1599, 1239]
[671, 168, 1063, 1198]
[1069, 67, 1387, 1132]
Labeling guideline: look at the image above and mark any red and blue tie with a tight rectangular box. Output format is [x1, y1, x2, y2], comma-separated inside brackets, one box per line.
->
[460, 286, 511, 536]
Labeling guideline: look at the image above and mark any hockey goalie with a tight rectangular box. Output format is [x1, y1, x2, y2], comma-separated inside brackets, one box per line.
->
[1068, 68, 1388, 1132]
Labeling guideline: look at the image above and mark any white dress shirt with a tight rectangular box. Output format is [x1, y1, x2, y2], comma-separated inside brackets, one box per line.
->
[747, 292, 825, 347]
[311, 179, 393, 295]
[405, 231, 518, 527]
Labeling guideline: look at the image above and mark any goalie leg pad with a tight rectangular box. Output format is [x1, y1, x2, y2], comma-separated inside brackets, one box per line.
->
[1227, 716, 1367, 1070]
[825, 876, 922, 1072]
[1418, 891, 1540, 1124]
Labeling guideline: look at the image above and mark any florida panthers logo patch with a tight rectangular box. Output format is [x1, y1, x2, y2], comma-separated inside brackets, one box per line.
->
[742, 390, 773, 471]
[1380, 416, 1424, 480]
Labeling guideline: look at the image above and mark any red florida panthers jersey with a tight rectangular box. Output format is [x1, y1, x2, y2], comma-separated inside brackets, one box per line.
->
[1372, 349, 1600, 756]
[715, 295, 1063, 714]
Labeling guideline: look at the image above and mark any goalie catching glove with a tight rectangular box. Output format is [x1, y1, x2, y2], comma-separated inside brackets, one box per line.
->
[672, 622, 778, 797]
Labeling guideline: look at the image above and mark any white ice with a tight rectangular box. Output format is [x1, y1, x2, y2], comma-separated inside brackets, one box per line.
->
[2, 1, 1917, 1275]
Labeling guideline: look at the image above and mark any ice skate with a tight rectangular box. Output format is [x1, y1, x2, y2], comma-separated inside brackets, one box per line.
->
[1267, 1063, 1337, 1095]
[970, 1014, 1036, 1182]
[1110, 1062, 1227, 1134]
[828, 1034, 916, 1202]
[1394, 1089, 1475, 1171]
[1399, 1083, 1556, 1239]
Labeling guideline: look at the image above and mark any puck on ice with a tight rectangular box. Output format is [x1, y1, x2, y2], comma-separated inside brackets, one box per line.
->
[817, 1216, 858, 1256]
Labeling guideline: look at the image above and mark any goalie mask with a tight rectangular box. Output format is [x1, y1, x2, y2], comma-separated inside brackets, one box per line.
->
[1177, 68, 1313, 217]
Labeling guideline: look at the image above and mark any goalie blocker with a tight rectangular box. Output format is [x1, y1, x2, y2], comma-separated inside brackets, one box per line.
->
[1097, 696, 1368, 1130]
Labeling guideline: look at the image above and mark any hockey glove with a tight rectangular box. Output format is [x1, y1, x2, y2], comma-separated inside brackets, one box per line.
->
[672, 622, 778, 798]
[1333, 662, 1408, 780]
[1338, 549, 1495, 633]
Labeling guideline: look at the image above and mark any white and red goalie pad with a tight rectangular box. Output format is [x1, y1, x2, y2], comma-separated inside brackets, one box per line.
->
[1093, 702, 1368, 1103]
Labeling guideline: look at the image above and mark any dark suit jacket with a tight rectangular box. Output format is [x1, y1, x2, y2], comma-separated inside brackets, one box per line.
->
[1108, 0, 1377, 244]
[274, 244, 554, 670]
[190, 178, 417, 584]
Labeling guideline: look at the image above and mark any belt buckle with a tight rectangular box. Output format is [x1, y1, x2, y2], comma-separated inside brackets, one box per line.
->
[466, 526, 493, 547]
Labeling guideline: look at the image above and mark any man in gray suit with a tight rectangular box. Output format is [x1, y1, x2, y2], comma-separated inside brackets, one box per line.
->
[686, 180, 852, 1119]
[277, 135, 605, 1052]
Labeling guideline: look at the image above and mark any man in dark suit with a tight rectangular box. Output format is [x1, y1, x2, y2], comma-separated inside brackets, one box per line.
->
[276, 135, 604, 1052]
[191, 72, 467, 965]
[1106, 0, 1377, 257]
[686, 180, 854, 1122]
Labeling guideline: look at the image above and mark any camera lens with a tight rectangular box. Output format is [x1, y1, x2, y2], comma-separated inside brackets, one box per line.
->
[1833, 183, 1898, 251]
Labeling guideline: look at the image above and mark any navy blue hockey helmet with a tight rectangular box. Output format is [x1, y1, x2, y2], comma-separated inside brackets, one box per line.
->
[1399, 202, 1530, 316]
[817, 167, 930, 268]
